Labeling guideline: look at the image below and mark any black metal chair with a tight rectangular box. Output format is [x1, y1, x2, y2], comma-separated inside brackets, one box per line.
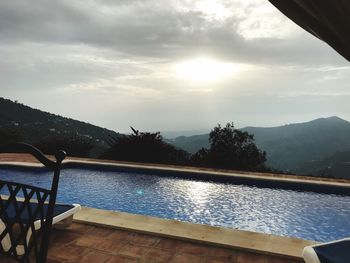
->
[0, 143, 66, 263]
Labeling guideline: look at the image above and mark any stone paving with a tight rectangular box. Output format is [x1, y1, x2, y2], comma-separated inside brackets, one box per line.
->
[0, 223, 300, 263]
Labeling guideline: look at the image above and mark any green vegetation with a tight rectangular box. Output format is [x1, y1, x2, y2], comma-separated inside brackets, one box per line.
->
[35, 135, 94, 158]
[0, 97, 118, 157]
[243, 116, 350, 173]
[4, 97, 350, 178]
[299, 150, 350, 179]
[101, 124, 267, 172]
[0, 127, 22, 146]
[169, 117, 350, 177]
[101, 127, 190, 165]
[191, 123, 266, 171]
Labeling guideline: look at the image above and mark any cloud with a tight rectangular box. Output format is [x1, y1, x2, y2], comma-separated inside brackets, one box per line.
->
[0, 0, 349, 132]
[0, 0, 347, 65]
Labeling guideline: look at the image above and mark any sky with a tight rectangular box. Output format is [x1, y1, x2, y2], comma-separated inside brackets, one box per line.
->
[1, 0, 349, 133]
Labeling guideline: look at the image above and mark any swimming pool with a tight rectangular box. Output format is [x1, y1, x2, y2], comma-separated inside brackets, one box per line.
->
[1, 165, 350, 242]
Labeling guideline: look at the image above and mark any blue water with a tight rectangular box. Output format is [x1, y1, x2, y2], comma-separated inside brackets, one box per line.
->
[1, 167, 350, 242]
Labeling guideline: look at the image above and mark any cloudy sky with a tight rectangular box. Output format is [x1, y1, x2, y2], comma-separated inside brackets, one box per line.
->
[1, 0, 349, 133]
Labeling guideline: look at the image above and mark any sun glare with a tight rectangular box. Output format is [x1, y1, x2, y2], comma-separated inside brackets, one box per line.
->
[174, 58, 241, 83]
[195, 0, 231, 20]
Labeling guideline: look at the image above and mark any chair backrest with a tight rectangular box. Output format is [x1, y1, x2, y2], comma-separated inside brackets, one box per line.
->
[0, 143, 66, 263]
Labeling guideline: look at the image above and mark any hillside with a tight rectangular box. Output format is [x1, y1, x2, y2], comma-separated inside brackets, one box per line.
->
[166, 134, 209, 153]
[168, 117, 350, 176]
[243, 117, 350, 172]
[298, 150, 350, 179]
[0, 97, 118, 156]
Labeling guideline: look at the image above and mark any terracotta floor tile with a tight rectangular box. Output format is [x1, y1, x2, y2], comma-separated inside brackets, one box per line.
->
[74, 233, 126, 253]
[118, 243, 151, 259]
[0, 221, 300, 263]
[95, 238, 126, 253]
[77, 250, 112, 263]
[106, 255, 139, 263]
[68, 223, 95, 234]
[206, 247, 237, 262]
[49, 244, 90, 261]
[206, 247, 234, 258]
[204, 259, 230, 263]
[155, 238, 182, 251]
[50, 229, 81, 246]
[268, 257, 299, 263]
[143, 248, 175, 263]
[107, 229, 132, 241]
[86, 226, 113, 237]
[176, 242, 209, 256]
[128, 233, 160, 247]
[47, 257, 67, 263]
[235, 252, 268, 263]
[169, 253, 205, 263]
[75, 234, 104, 247]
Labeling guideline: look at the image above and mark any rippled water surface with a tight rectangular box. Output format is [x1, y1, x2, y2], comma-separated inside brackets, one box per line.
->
[1, 167, 350, 242]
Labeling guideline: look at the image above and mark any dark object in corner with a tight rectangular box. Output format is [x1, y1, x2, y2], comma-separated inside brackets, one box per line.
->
[303, 238, 350, 263]
[269, 0, 350, 61]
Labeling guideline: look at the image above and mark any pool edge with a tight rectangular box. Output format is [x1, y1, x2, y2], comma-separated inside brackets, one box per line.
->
[73, 206, 315, 261]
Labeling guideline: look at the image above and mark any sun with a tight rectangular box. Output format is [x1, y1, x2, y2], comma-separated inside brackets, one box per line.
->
[174, 57, 241, 83]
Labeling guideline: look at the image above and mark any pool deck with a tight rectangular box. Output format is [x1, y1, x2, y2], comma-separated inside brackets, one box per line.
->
[0, 223, 301, 263]
[2, 153, 346, 262]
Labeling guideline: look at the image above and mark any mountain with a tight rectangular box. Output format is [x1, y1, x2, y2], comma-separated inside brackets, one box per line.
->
[168, 117, 350, 175]
[166, 134, 209, 153]
[2, 97, 350, 177]
[0, 97, 118, 156]
[243, 117, 350, 172]
[298, 150, 350, 179]
[161, 129, 209, 139]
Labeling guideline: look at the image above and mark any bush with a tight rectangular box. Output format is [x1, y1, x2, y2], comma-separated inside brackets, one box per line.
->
[101, 127, 190, 165]
[0, 127, 22, 146]
[35, 135, 94, 157]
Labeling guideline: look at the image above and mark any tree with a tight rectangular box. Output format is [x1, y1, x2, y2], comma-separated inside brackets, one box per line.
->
[0, 127, 22, 146]
[192, 123, 266, 171]
[101, 127, 190, 165]
[35, 135, 94, 157]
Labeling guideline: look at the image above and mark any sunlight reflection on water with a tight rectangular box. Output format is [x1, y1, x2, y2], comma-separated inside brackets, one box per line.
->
[1, 167, 350, 242]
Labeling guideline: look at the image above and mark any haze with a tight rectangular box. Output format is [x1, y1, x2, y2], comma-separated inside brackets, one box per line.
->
[1, 0, 349, 133]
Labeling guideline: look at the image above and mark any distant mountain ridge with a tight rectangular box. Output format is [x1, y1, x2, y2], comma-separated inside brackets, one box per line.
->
[243, 116, 350, 172]
[168, 116, 350, 178]
[166, 134, 210, 154]
[0, 97, 119, 156]
[2, 97, 350, 178]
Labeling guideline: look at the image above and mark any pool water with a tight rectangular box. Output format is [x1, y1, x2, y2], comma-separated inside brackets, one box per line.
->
[1, 167, 350, 242]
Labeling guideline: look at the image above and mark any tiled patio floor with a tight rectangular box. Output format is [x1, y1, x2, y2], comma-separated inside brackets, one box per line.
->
[0, 223, 300, 263]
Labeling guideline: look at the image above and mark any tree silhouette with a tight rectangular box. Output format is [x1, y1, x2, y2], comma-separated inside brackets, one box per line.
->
[192, 123, 266, 171]
[35, 135, 94, 157]
[0, 127, 22, 146]
[101, 127, 190, 165]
